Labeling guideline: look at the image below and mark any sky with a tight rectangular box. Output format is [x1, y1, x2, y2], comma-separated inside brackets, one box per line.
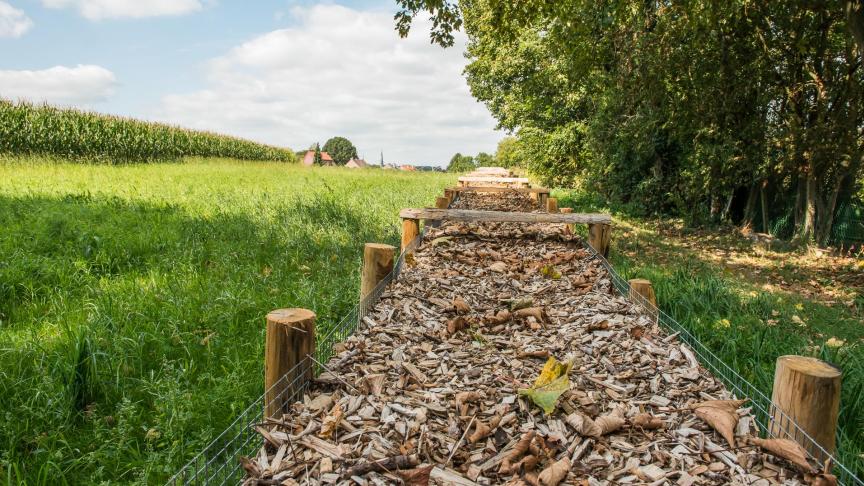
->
[0, 0, 503, 166]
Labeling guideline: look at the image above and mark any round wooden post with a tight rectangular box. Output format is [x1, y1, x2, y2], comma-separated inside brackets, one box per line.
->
[769, 355, 841, 460]
[265, 308, 316, 419]
[588, 223, 612, 258]
[435, 196, 449, 209]
[360, 243, 395, 300]
[560, 207, 573, 235]
[401, 218, 420, 251]
[539, 192, 549, 208]
[546, 197, 558, 213]
[628, 279, 656, 307]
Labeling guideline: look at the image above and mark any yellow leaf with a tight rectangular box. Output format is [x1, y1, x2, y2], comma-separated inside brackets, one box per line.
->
[518, 356, 572, 414]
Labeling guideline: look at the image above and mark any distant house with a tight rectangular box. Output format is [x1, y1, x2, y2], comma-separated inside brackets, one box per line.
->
[399, 164, 416, 171]
[344, 158, 368, 169]
[302, 150, 335, 166]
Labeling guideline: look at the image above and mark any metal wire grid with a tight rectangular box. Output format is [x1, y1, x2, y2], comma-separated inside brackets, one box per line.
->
[582, 241, 863, 485]
[167, 227, 427, 486]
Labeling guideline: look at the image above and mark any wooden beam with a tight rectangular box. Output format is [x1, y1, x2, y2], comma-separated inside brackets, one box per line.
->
[265, 308, 316, 419]
[770, 355, 841, 461]
[449, 186, 550, 194]
[399, 208, 611, 224]
[457, 176, 530, 185]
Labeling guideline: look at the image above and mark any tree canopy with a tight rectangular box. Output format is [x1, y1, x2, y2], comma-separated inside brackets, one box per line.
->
[446, 152, 476, 172]
[395, 0, 864, 245]
[322, 137, 358, 165]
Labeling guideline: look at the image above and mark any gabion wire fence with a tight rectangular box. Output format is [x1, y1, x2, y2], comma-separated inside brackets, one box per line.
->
[583, 242, 863, 485]
[168, 201, 862, 485]
[166, 228, 425, 486]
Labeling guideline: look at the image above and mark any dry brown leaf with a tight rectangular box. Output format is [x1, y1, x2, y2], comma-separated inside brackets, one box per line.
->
[513, 307, 545, 322]
[750, 437, 814, 473]
[468, 415, 500, 443]
[631, 412, 664, 430]
[537, 457, 571, 486]
[398, 464, 434, 486]
[690, 399, 746, 448]
[565, 412, 602, 437]
[452, 297, 471, 314]
[319, 402, 343, 439]
[595, 407, 626, 435]
[500, 431, 536, 474]
[486, 309, 511, 324]
[490, 261, 507, 273]
[359, 374, 385, 396]
[446, 316, 468, 335]
[586, 320, 609, 331]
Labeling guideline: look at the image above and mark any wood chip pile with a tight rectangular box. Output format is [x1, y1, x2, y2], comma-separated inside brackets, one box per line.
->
[242, 193, 834, 486]
[450, 192, 539, 213]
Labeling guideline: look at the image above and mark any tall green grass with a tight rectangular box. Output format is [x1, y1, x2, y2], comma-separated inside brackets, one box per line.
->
[0, 158, 454, 484]
[556, 189, 864, 477]
[0, 100, 295, 163]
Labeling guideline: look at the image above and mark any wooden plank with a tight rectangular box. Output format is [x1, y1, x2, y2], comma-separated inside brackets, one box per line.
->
[457, 176, 530, 184]
[399, 208, 612, 224]
[448, 186, 549, 194]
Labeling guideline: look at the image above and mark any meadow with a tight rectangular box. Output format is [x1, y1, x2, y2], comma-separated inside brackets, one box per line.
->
[558, 189, 864, 475]
[0, 158, 454, 484]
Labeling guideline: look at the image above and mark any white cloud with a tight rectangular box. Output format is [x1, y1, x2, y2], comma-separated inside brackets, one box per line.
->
[41, 0, 202, 20]
[0, 65, 117, 104]
[158, 4, 501, 166]
[0, 1, 33, 38]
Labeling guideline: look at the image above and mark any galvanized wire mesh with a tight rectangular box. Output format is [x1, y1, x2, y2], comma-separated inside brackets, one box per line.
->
[583, 241, 863, 485]
[166, 224, 428, 486]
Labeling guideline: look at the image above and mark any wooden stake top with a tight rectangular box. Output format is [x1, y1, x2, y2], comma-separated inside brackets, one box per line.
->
[364, 243, 395, 251]
[777, 355, 841, 378]
[629, 278, 652, 286]
[267, 308, 316, 325]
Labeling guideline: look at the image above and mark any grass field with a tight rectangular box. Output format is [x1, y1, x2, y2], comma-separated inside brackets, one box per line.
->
[0, 158, 454, 484]
[557, 189, 864, 475]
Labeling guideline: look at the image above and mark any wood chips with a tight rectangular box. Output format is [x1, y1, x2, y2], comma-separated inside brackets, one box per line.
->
[242, 193, 823, 486]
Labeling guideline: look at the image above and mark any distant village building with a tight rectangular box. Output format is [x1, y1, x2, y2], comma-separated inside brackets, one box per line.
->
[302, 150, 334, 166]
[344, 158, 368, 169]
[399, 164, 416, 171]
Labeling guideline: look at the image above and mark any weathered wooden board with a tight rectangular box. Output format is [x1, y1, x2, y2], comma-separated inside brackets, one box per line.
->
[399, 208, 612, 224]
[457, 176, 530, 185]
[449, 186, 549, 194]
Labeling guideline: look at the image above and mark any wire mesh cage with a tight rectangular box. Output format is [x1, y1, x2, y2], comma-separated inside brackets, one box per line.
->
[583, 242, 863, 485]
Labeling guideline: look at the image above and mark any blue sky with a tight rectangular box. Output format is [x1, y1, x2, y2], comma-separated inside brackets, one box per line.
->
[0, 0, 503, 165]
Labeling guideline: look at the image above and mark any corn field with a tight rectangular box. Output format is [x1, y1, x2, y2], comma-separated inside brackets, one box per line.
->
[0, 99, 296, 163]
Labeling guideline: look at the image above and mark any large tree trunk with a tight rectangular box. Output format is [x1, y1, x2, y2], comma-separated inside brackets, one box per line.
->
[847, 0, 864, 59]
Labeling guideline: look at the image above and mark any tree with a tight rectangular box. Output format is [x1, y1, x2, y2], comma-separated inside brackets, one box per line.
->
[494, 137, 521, 168]
[322, 137, 358, 166]
[395, 0, 864, 245]
[475, 152, 494, 167]
[313, 143, 322, 166]
[446, 153, 476, 172]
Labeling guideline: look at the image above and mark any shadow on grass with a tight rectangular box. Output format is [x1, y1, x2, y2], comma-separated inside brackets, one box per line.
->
[555, 191, 864, 476]
[0, 192, 397, 484]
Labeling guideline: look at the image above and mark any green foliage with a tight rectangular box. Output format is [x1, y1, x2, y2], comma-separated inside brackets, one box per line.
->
[322, 136, 358, 165]
[474, 152, 494, 167]
[401, 0, 864, 246]
[0, 99, 296, 163]
[0, 158, 455, 484]
[313, 143, 323, 166]
[494, 136, 521, 168]
[446, 152, 476, 172]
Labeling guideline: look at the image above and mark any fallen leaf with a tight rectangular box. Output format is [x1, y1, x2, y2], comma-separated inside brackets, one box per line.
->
[509, 297, 533, 311]
[447, 316, 468, 335]
[429, 236, 453, 246]
[690, 399, 746, 447]
[490, 261, 507, 273]
[631, 412, 664, 430]
[518, 357, 573, 414]
[399, 464, 434, 485]
[750, 437, 814, 472]
[485, 309, 511, 324]
[452, 297, 471, 314]
[513, 307, 545, 322]
[537, 457, 570, 486]
[539, 264, 562, 280]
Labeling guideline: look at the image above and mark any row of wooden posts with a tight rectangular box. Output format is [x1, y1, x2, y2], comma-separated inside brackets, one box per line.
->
[262, 182, 843, 465]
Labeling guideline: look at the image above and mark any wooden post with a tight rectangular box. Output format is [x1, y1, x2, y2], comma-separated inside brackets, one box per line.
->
[628, 279, 656, 307]
[435, 196, 449, 209]
[539, 192, 549, 208]
[401, 218, 420, 251]
[588, 223, 612, 258]
[769, 355, 841, 460]
[444, 189, 454, 201]
[546, 197, 558, 213]
[265, 308, 316, 419]
[360, 243, 395, 300]
[560, 207, 573, 235]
